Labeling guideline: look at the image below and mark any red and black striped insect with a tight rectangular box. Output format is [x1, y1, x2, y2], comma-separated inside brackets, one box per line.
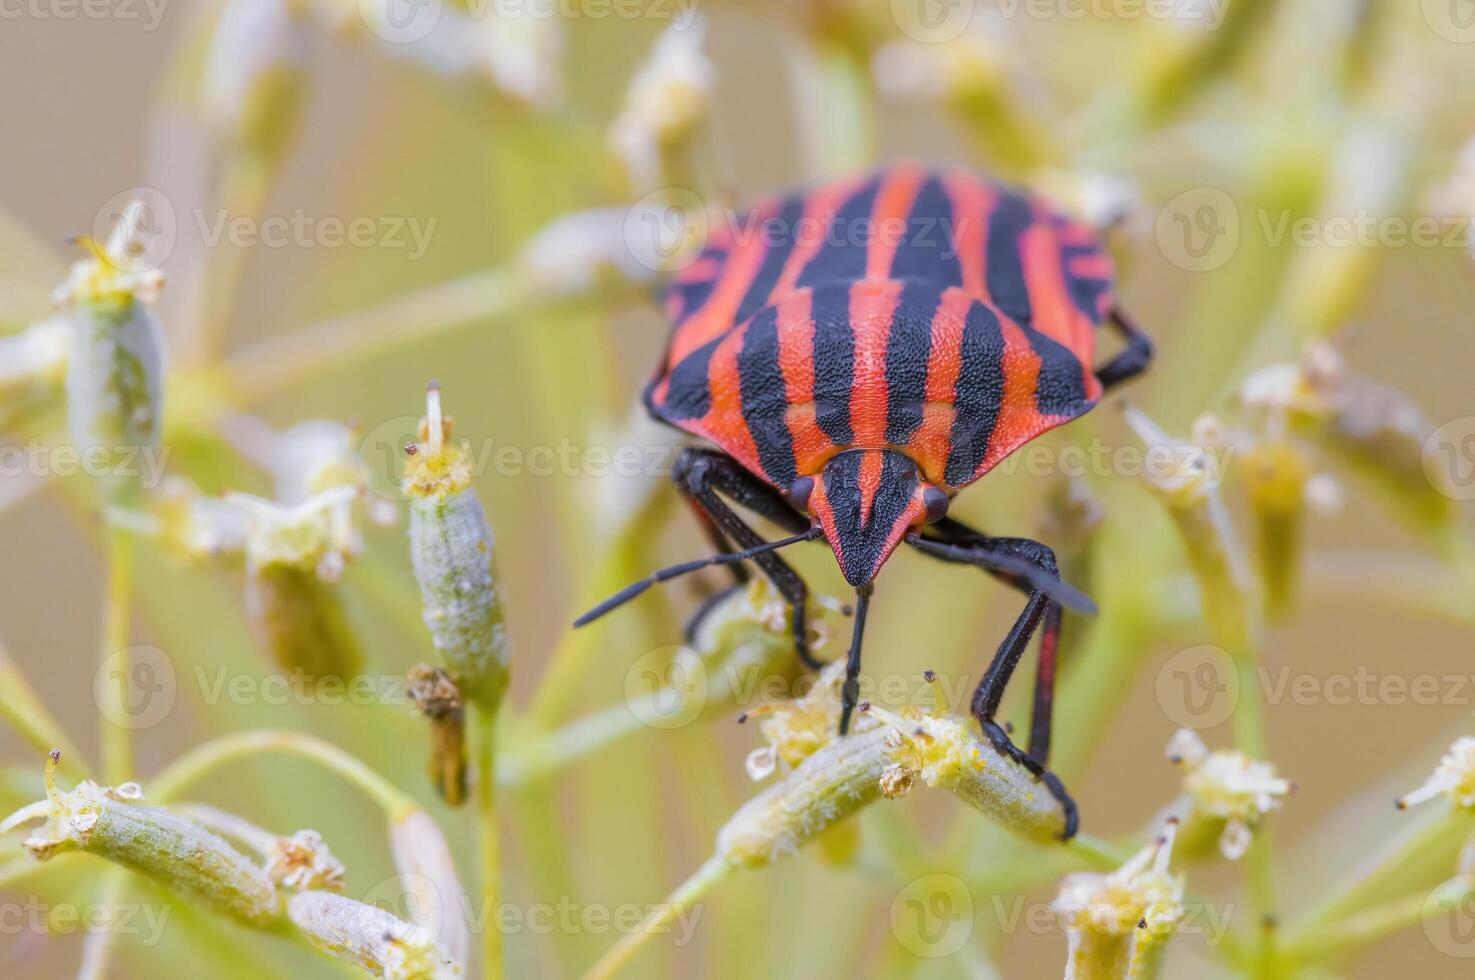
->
[577, 164, 1152, 837]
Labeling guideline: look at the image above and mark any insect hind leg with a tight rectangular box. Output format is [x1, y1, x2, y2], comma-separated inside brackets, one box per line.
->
[671, 448, 821, 669]
[1095, 308, 1154, 391]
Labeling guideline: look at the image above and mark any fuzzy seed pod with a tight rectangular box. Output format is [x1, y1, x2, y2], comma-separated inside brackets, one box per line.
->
[287, 890, 464, 979]
[405, 384, 509, 712]
[389, 804, 472, 968]
[716, 726, 892, 869]
[233, 489, 365, 682]
[1, 753, 279, 927]
[57, 230, 166, 505]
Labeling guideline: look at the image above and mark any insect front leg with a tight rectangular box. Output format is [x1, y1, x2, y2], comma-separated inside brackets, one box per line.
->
[1095, 308, 1155, 391]
[671, 448, 821, 669]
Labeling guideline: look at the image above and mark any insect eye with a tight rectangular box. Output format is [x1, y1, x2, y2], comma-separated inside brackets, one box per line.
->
[787, 476, 815, 510]
[921, 486, 950, 524]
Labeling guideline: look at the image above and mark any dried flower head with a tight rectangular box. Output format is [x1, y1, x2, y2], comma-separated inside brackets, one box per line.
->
[1, 752, 279, 927]
[408, 664, 469, 806]
[1398, 736, 1475, 812]
[1168, 729, 1291, 860]
[267, 828, 346, 891]
[1054, 821, 1184, 980]
[742, 659, 858, 781]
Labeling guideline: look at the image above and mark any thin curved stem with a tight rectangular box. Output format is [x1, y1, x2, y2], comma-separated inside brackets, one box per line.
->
[148, 729, 412, 815]
[582, 857, 731, 980]
[101, 524, 135, 783]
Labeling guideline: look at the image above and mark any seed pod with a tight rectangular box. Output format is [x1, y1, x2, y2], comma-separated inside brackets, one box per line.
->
[233, 489, 365, 682]
[716, 726, 892, 869]
[58, 232, 166, 505]
[407, 664, 469, 806]
[1, 752, 279, 927]
[405, 384, 509, 712]
[389, 804, 471, 968]
[287, 890, 464, 980]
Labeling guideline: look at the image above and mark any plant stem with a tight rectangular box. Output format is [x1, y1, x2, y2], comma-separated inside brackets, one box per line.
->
[1282, 891, 1429, 966]
[476, 705, 503, 980]
[101, 523, 135, 783]
[582, 856, 732, 980]
[149, 729, 412, 814]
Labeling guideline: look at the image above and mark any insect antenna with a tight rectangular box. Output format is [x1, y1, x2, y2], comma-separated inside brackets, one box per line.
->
[573, 526, 821, 628]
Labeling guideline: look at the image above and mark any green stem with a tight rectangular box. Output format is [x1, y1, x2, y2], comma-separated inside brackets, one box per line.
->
[148, 729, 412, 814]
[1282, 891, 1429, 966]
[101, 524, 135, 783]
[582, 857, 732, 980]
[476, 706, 503, 980]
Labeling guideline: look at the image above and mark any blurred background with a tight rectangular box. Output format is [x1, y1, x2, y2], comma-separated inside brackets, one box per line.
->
[4, 0, 1475, 977]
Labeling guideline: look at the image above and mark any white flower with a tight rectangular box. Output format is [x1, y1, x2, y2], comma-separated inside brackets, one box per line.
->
[1398, 737, 1475, 812]
[1168, 729, 1291, 860]
[609, 15, 713, 189]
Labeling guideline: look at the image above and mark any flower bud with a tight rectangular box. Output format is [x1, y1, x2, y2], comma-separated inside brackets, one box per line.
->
[407, 664, 469, 806]
[1124, 408, 1251, 647]
[232, 488, 366, 682]
[287, 890, 464, 979]
[405, 384, 509, 711]
[1054, 820, 1184, 980]
[1398, 736, 1475, 813]
[202, 0, 312, 163]
[1, 752, 279, 927]
[1165, 729, 1291, 861]
[58, 229, 166, 505]
[389, 804, 471, 967]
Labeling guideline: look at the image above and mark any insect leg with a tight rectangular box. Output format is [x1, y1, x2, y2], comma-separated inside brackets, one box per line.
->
[906, 522, 1079, 837]
[838, 584, 873, 735]
[1095, 308, 1154, 391]
[672, 448, 821, 669]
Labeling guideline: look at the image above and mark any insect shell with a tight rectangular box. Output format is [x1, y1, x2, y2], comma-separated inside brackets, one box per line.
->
[645, 163, 1117, 586]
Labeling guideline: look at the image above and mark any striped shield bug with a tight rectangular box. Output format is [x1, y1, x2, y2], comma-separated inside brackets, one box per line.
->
[576, 164, 1153, 838]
